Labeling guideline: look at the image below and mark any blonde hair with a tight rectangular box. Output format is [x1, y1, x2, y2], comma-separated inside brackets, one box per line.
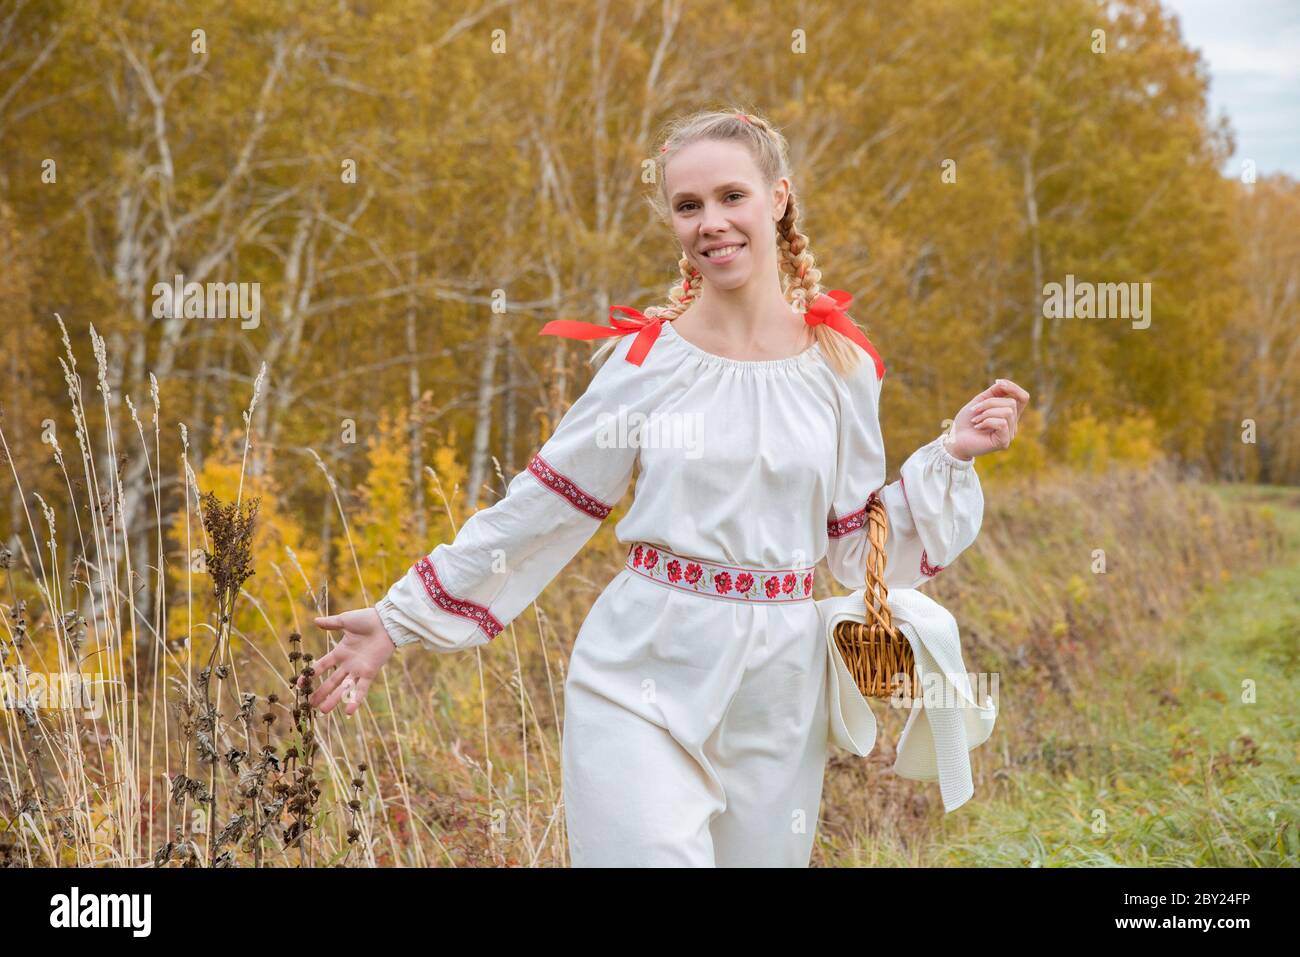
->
[590, 106, 868, 378]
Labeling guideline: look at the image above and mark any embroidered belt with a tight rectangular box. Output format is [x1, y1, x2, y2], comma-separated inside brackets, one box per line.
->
[624, 542, 815, 603]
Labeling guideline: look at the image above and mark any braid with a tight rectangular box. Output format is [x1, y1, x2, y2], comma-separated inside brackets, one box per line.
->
[776, 190, 819, 312]
[644, 253, 703, 322]
[775, 191, 864, 376]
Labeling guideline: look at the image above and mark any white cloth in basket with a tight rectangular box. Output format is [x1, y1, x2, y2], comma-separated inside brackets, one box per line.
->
[817, 586, 997, 813]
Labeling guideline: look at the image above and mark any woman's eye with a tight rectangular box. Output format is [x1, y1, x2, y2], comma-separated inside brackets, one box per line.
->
[677, 193, 743, 213]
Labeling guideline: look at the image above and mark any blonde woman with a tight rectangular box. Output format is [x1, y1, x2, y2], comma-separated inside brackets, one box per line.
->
[308, 108, 1028, 867]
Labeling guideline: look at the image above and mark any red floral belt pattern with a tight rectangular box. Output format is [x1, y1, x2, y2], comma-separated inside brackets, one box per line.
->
[624, 542, 815, 603]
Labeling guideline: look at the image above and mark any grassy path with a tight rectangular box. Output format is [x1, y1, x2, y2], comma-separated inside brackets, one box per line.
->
[921, 484, 1300, 866]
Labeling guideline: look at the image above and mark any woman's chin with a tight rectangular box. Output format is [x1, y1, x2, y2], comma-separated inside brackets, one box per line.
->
[698, 264, 752, 288]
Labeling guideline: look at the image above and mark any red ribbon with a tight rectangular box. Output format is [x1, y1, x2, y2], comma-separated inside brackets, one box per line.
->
[803, 290, 885, 380]
[539, 305, 664, 366]
[539, 290, 885, 376]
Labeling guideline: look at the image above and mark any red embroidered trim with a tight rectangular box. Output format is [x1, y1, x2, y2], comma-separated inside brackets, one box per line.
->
[412, 555, 504, 640]
[826, 489, 881, 539]
[526, 453, 612, 520]
[626, 542, 815, 602]
[920, 549, 945, 577]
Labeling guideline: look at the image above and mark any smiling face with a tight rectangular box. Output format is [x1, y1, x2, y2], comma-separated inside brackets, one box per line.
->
[665, 139, 789, 293]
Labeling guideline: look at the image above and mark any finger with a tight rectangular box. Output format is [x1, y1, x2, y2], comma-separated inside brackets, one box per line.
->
[973, 406, 1015, 427]
[971, 395, 1016, 412]
[309, 661, 350, 708]
[995, 378, 1030, 402]
[971, 397, 1016, 421]
[315, 614, 345, 630]
[297, 644, 337, 692]
[312, 673, 347, 714]
[343, 675, 373, 717]
[984, 383, 1022, 418]
[313, 645, 341, 676]
[320, 672, 361, 715]
[993, 379, 1031, 415]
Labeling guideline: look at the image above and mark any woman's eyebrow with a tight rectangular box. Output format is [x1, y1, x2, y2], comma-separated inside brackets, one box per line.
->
[670, 181, 750, 203]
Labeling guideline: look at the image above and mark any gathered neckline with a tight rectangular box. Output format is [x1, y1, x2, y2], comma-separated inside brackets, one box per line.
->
[661, 319, 822, 370]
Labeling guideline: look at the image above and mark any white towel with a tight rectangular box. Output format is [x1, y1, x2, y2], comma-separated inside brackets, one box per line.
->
[817, 587, 998, 813]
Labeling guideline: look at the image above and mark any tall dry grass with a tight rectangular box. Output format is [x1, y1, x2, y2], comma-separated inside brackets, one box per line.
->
[0, 325, 1287, 867]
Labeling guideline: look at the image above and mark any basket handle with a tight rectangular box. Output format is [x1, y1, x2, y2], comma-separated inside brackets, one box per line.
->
[863, 494, 900, 639]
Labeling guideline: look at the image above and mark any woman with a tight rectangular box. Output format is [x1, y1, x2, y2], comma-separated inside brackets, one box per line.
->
[306, 108, 1028, 867]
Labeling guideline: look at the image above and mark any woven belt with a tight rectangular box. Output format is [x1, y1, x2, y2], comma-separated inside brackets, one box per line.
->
[624, 542, 815, 603]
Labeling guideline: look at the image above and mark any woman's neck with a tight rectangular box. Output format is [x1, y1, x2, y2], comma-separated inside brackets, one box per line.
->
[673, 285, 813, 361]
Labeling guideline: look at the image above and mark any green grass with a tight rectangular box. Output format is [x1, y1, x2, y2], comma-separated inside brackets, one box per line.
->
[917, 485, 1300, 866]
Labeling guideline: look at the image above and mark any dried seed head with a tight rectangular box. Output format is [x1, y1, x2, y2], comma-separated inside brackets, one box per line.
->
[200, 490, 261, 603]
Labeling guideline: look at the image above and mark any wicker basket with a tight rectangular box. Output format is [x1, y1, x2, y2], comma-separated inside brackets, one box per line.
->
[831, 494, 919, 699]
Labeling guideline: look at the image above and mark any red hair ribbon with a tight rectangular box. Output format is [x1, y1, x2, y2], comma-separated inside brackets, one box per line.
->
[804, 290, 885, 380]
[539, 305, 665, 367]
[738, 113, 752, 124]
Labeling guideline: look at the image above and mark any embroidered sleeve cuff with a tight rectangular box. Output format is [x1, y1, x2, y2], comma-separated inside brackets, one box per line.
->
[375, 596, 425, 649]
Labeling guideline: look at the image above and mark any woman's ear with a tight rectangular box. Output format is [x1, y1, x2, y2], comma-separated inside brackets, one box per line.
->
[772, 177, 791, 220]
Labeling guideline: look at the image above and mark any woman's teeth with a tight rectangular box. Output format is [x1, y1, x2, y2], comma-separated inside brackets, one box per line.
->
[704, 244, 744, 258]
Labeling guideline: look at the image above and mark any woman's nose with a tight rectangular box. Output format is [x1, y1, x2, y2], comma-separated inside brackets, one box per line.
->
[700, 208, 730, 234]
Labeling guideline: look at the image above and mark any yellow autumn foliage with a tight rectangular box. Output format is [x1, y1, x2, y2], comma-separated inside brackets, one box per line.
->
[1065, 405, 1164, 474]
[334, 409, 472, 607]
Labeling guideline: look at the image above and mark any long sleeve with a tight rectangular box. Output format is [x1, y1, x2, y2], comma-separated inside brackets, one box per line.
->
[376, 335, 651, 653]
[823, 355, 984, 592]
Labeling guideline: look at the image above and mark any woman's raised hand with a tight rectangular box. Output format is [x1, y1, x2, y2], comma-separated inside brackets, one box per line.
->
[300, 608, 398, 716]
[946, 378, 1030, 460]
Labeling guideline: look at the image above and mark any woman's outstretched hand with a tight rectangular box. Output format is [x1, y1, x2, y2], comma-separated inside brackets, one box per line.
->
[946, 378, 1031, 460]
[301, 608, 397, 716]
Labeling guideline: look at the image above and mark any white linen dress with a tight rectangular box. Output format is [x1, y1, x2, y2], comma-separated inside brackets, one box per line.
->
[375, 316, 984, 867]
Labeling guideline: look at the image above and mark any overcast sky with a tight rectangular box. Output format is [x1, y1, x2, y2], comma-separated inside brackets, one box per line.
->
[1160, 0, 1300, 178]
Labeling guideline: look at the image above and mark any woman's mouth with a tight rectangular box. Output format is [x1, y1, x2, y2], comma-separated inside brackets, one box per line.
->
[701, 243, 745, 264]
